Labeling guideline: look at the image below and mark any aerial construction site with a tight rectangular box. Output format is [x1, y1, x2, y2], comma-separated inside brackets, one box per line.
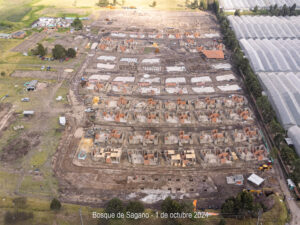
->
[51, 10, 280, 209]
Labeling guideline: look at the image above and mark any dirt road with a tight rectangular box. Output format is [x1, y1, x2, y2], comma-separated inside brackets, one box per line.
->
[274, 160, 300, 225]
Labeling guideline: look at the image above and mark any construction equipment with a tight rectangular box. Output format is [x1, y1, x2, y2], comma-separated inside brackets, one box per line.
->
[243, 188, 273, 196]
[258, 164, 272, 171]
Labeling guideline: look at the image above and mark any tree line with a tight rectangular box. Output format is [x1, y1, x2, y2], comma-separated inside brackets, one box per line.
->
[31, 43, 76, 60]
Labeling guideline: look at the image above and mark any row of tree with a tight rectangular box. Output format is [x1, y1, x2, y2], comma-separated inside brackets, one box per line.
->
[234, 4, 298, 16]
[31, 43, 76, 60]
[221, 191, 262, 219]
[186, 0, 218, 11]
[268, 4, 298, 16]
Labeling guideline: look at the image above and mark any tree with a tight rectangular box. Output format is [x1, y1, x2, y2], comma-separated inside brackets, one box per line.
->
[1, 71, 5, 76]
[126, 201, 144, 214]
[161, 197, 192, 216]
[221, 191, 260, 218]
[280, 145, 297, 165]
[213, 0, 220, 14]
[291, 159, 300, 184]
[219, 218, 226, 225]
[256, 96, 275, 123]
[71, 17, 83, 30]
[150, 1, 157, 7]
[190, 0, 198, 9]
[98, 0, 109, 7]
[67, 48, 76, 58]
[112, 0, 117, 5]
[50, 198, 61, 210]
[270, 119, 285, 135]
[37, 43, 47, 56]
[253, 5, 258, 13]
[105, 198, 124, 215]
[200, 0, 207, 10]
[52, 44, 66, 59]
[234, 9, 241, 16]
[32, 43, 47, 56]
[161, 197, 183, 215]
[282, 4, 288, 16]
[290, 4, 296, 15]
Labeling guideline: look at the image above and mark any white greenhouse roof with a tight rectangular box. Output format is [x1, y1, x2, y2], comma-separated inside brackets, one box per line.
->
[228, 16, 300, 39]
[257, 72, 300, 129]
[287, 126, 300, 157]
[220, 0, 300, 11]
[240, 39, 300, 72]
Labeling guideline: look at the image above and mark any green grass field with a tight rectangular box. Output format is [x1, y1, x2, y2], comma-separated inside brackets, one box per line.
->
[0, 0, 189, 33]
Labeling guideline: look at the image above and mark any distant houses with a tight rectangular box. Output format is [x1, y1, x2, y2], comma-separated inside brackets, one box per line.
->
[31, 17, 89, 29]
[12, 31, 26, 39]
[0, 31, 26, 39]
[0, 33, 11, 39]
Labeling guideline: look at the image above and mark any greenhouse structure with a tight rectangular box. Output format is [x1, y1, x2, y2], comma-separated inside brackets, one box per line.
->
[239, 38, 300, 72]
[228, 16, 300, 39]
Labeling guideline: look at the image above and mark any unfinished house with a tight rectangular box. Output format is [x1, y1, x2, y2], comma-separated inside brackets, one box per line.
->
[199, 131, 213, 144]
[211, 129, 230, 145]
[176, 99, 190, 111]
[164, 100, 177, 111]
[193, 97, 222, 110]
[163, 149, 196, 167]
[108, 129, 124, 145]
[200, 111, 223, 124]
[99, 111, 129, 123]
[127, 149, 159, 166]
[128, 131, 159, 146]
[98, 97, 130, 110]
[201, 148, 238, 165]
[177, 112, 192, 124]
[111, 83, 133, 94]
[225, 95, 246, 108]
[233, 127, 261, 143]
[226, 107, 254, 123]
[164, 132, 179, 145]
[179, 131, 194, 145]
[92, 147, 122, 164]
[98, 37, 117, 52]
[236, 145, 268, 162]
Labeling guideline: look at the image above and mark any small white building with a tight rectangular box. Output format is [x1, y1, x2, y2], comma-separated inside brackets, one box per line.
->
[59, 116, 66, 126]
[247, 173, 264, 186]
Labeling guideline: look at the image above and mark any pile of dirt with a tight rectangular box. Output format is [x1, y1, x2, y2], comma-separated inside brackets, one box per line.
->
[0, 132, 40, 161]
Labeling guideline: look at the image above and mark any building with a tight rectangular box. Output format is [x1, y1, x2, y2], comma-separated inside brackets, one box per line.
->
[247, 173, 264, 186]
[201, 50, 224, 59]
[31, 17, 71, 29]
[59, 117, 66, 126]
[0, 33, 11, 39]
[12, 31, 26, 39]
[25, 80, 38, 91]
[23, 111, 35, 116]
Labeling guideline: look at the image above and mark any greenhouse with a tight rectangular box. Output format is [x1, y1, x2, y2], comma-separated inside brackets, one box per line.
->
[239, 39, 300, 72]
[228, 16, 300, 39]
[258, 72, 300, 156]
[220, 0, 300, 11]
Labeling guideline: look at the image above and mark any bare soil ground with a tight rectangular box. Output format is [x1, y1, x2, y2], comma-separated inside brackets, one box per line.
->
[0, 131, 40, 161]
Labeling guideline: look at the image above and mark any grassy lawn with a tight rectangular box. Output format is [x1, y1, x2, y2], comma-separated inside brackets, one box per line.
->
[0, 193, 289, 225]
